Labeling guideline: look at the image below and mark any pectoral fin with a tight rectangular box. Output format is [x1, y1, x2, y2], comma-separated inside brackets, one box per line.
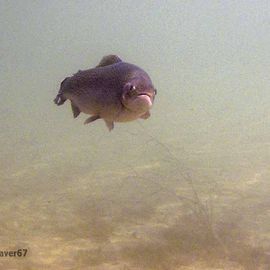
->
[96, 55, 122, 67]
[140, 111, 151, 119]
[71, 102, 81, 118]
[84, 115, 100, 124]
[104, 120, 114, 131]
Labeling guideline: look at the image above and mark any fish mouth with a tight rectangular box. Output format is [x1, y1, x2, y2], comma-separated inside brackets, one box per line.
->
[136, 93, 153, 107]
[122, 92, 153, 113]
[138, 93, 152, 98]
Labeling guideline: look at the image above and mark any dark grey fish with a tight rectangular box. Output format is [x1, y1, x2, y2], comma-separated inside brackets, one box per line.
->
[54, 55, 157, 131]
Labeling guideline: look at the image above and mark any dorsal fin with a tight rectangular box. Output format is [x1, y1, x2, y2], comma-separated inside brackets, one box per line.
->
[96, 55, 122, 67]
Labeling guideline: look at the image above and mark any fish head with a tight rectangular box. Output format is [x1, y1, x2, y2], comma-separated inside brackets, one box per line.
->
[121, 78, 157, 114]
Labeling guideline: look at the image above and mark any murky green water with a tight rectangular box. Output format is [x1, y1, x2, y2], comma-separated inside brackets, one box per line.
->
[1, 1, 270, 269]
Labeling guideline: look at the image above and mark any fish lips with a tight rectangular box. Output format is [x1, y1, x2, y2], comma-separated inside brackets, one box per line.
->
[124, 92, 153, 113]
[136, 93, 153, 107]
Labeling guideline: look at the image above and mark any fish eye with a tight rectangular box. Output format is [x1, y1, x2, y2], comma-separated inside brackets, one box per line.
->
[128, 85, 137, 96]
[154, 89, 157, 95]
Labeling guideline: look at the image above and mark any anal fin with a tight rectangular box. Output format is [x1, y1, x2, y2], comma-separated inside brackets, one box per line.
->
[71, 102, 80, 118]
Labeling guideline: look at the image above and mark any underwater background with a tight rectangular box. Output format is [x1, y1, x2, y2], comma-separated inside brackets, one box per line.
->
[1, 1, 270, 269]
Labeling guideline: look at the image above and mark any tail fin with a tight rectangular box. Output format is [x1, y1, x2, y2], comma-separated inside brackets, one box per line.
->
[54, 93, 66, 105]
[54, 77, 69, 105]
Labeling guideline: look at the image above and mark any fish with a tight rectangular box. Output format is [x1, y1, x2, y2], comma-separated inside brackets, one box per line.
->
[54, 55, 157, 131]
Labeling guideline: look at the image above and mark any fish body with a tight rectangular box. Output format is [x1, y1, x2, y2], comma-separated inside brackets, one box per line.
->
[54, 55, 156, 131]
